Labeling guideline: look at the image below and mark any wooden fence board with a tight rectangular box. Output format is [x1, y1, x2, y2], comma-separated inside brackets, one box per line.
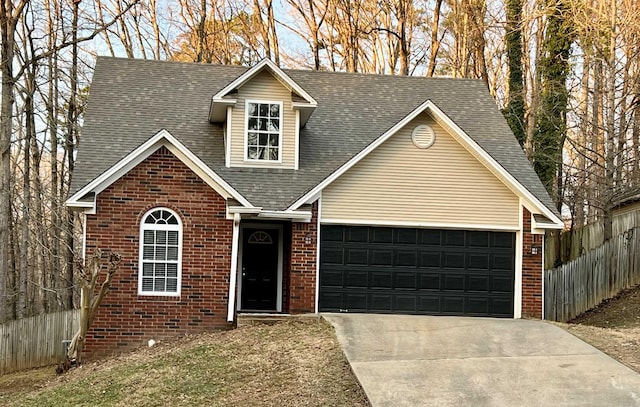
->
[544, 227, 640, 322]
[0, 309, 79, 373]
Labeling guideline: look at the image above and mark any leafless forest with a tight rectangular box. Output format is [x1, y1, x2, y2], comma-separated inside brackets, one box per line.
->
[0, 0, 638, 321]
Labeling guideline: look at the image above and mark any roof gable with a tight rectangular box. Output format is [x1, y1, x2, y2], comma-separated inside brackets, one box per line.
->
[209, 59, 317, 125]
[67, 129, 252, 210]
[288, 100, 563, 227]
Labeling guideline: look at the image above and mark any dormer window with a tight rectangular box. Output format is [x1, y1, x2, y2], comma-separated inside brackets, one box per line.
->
[246, 100, 282, 161]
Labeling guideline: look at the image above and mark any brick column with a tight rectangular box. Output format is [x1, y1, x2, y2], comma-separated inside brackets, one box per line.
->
[288, 202, 318, 313]
[521, 207, 543, 318]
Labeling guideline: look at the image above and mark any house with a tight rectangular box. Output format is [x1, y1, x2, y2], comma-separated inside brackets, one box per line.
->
[67, 57, 563, 354]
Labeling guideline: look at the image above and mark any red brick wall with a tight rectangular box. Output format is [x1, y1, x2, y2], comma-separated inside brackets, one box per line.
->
[521, 207, 543, 318]
[84, 146, 233, 355]
[288, 202, 318, 313]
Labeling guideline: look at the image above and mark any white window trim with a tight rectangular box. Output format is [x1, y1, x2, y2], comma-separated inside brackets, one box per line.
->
[138, 207, 183, 297]
[244, 99, 284, 164]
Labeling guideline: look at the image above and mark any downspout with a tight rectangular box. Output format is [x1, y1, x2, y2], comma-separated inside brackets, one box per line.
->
[81, 212, 87, 261]
[227, 213, 241, 323]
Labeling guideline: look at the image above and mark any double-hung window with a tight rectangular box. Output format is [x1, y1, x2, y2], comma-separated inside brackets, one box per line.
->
[246, 101, 282, 161]
[139, 208, 182, 296]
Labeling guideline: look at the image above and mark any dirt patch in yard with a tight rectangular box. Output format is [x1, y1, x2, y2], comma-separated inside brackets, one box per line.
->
[556, 284, 640, 373]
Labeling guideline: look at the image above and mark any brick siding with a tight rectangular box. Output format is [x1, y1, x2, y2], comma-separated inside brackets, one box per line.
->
[84, 146, 233, 356]
[521, 207, 543, 318]
[288, 202, 318, 313]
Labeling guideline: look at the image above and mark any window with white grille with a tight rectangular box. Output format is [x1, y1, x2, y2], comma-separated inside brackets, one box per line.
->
[138, 208, 182, 296]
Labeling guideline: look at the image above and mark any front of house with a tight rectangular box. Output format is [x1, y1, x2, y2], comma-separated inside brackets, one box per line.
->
[67, 58, 563, 354]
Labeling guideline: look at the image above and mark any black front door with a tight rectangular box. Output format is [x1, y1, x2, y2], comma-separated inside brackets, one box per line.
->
[241, 228, 279, 311]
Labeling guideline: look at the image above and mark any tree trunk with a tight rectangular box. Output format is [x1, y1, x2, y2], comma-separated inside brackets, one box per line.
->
[0, 0, 28, 323]
[65, 249, 120, 365]
[426, 0, 443, 77]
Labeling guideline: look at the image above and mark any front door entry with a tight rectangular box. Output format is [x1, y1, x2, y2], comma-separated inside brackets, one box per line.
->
[241, 228, 279, 311]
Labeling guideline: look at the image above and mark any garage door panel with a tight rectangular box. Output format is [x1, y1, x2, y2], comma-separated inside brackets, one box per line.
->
[443, 296, 465, 313]
[468, 231, 490, 247]
[371, 227, 393, 243]
[443, 274, 465, 291]
[444, 230, 466, 246]
[370, 294, 393, 311]
[319, 225, 514, 317]
[419, 251, 441, 268]
[346, 270, 368, 287]
[419, 296, 441, 312]
[321, 247, 344, 264]
[492, 254, 515, 271]
[492, 276, 513, 292]
[418, 273, 441, 290]
[319, 292, 342, 311]
[468, 253, 490, 270]
[419, 229, 442, 245]
[370, 250, 393, 266]
[346, 293, 367, 309]
[371, 272, 393, 288]
[346, 248, 368, 265]
[322, 226, 344, 242]
[394, 251, 418, 267]
[394, 295, 417, 312]
[492, 232, 515, 248]
[395, 272, 417, 289]
[347, 226, 369, 242]
[444, 252, 465, 269]
[492, 298, 513, 314]
[395, 228, 418, 244]
[320, 269, 344, 287]
[468, 275, 490, 291]
[467, 297, 490, 314]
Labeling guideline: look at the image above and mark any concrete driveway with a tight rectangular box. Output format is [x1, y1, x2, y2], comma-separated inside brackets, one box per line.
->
[324, 314, 640, 407]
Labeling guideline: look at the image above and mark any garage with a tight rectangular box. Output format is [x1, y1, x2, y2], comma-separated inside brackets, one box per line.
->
[319, 225, 515, 317]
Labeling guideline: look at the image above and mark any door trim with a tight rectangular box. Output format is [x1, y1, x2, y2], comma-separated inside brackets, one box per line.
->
[237, 223, 283, 312]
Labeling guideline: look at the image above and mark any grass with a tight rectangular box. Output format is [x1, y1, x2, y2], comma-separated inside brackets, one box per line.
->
[0, 318, 369, 407]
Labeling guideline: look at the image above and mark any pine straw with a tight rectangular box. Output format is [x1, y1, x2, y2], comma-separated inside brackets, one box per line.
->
[0, 318, 369, 407]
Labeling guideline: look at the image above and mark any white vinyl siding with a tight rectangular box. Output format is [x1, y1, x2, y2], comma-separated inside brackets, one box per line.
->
[230, 71, 295, 168]
[321, 114, 520, 229]
[139, 208, 183, 296]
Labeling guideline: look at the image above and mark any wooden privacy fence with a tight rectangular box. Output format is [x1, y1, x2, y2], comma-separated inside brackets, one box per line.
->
[545, 210, 640, 269]
[545, 227, 640, 322]
[0, 308, 80, 373]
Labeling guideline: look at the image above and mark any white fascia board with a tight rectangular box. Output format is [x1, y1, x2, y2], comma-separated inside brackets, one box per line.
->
[66, 201, 94, 209]
[257, 210, 312, 222]
[66, 129, 253, 209]
[209, 98, 237, 122]
[294, 110, 300, 170]
[213, 59, 317, 106]
[531, 213, 563, 232]
[227, 206, 263, 214]
[288, 99, 563, 228]
[225, 106, 232, 168]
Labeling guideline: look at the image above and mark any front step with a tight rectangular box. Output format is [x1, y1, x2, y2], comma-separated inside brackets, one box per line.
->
[236, 313, 320, 328]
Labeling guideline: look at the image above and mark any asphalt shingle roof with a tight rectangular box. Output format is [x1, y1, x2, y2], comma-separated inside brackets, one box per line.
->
[71, 57, 559, 217]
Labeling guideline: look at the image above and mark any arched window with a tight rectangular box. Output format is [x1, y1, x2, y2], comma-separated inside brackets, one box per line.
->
[139, 208, 182, 296]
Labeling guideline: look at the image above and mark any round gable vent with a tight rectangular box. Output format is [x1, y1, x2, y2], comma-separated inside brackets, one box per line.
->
[412, 125, 435, 149]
